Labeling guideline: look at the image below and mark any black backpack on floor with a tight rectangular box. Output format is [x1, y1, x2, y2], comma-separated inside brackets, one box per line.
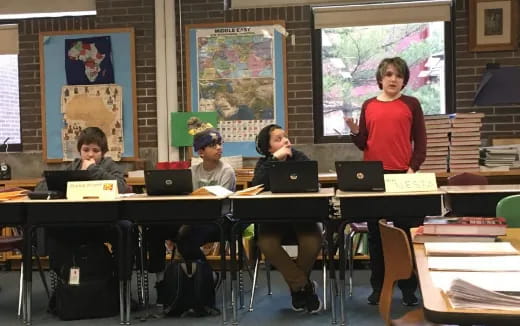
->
[156, 259, 219, 317]
[48, 241, 119, 320]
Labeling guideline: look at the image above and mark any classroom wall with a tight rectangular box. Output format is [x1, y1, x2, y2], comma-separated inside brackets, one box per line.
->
[2, 0, 520, 178]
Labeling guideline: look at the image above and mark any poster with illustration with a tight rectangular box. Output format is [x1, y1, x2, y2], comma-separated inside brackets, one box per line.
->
[186, 21, 287, 156]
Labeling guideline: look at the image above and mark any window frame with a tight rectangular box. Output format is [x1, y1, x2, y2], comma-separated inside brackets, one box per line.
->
[312, 18, 456, 144]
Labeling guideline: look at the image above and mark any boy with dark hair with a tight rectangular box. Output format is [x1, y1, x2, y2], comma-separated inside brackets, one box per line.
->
[147, 128, 235, 284]
[252, 124, 323, 314]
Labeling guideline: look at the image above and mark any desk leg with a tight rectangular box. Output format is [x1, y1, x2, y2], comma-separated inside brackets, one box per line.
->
[23, 224, 33, 325]
[219, 222, 228, 324]
[327, 222, 337, 324]
[338, 221, 347, 326]
[230, 223, 239, 325]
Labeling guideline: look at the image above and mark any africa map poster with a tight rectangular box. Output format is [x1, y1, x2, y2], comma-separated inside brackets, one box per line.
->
[65, 36, 114, 85]
[61, 84, 123, 161]
[187, 22, 287, 156]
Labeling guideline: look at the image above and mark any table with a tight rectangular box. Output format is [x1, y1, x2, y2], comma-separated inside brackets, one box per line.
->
[120, 194, 230, 324]
[229, 188, 335, 325]
[441, 184, 520, 216]
[22, 198, 125, 325]
[415, 228, 520, 325]
[335, 189, 445, 325]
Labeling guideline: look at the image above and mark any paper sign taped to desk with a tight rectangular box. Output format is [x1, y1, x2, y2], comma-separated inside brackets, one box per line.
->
[67, 180, 118, 200]
[384, 173, 437, 193]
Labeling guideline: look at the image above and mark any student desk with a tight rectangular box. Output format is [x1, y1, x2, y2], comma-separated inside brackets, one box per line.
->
[415, 228, 520, 325]
[120, 194, 230, 324]
[441, 184, 520, 216]
[21, 198, 125, 325]
[335, 189, 444, 325]
[229, 188, 335, 325]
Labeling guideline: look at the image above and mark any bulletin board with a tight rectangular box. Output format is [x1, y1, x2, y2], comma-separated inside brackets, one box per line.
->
[39, 28, 138, 162]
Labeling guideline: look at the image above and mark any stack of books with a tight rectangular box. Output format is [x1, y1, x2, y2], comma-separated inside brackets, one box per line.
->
[423, 114, 450, 172]
[449, 113, 484, 172]
[424, 242, 520, 311]
[480, 145, 519, 169]
[412, 216, 507, 243]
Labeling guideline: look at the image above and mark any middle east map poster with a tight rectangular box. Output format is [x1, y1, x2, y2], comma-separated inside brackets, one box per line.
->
[186, 21, 287, 156]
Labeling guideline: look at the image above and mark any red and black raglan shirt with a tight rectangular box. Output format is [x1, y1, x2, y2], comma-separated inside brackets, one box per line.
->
[351, 95, 427, 172]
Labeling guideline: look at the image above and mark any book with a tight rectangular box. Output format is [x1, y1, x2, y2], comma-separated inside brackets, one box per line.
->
[190, 185, 233, 196]
[427, 255, 520, 272]
[423, 217, 507, 236]
[233, 184, 264, 196]
[446, 278, 520, 311]
[424, 242, 519, 256]
[413, 226, 496, 243]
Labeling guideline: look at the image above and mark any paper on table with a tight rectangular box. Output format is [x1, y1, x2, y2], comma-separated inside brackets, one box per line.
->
[424, 242, 519, 256]
[191, 186, 233, 197]
[430, 271, 520, 293]
[427, 256, 520, 271]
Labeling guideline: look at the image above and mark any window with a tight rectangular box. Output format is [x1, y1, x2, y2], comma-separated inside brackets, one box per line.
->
[312, 1, 454, 143]
[0, 54, 21, 151]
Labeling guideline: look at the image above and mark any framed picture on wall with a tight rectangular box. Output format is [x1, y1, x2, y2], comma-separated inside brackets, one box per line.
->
[185, 21, 287, 157]
[39, 28, 138, 163]
[468, 0, 519, 52]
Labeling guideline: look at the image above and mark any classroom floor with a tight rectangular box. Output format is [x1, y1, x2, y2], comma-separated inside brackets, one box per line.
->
[0, 267, 420, 325]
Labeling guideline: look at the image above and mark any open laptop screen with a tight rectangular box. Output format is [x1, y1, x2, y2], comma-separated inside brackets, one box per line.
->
[43, 170, 93, 195]
[144, 169, 193, 195]
[335, 161, 385, 192]
[268, 160, 319, 193]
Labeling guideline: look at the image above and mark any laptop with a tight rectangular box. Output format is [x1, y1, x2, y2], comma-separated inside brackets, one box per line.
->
[28, 170, 93, 199]
[268, 160, 319, 193]
[335, 161, 385, 192]
[144, 169, 193, 195]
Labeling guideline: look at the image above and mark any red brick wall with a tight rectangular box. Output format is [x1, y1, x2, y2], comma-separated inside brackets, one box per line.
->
[455, 1, 520, 143]
[13, 0, 156, 152]
[12, 0, 520, 153]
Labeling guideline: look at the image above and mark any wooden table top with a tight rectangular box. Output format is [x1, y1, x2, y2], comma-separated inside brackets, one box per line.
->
[440, 184, 520, 194]
[414, 228, 520, 321]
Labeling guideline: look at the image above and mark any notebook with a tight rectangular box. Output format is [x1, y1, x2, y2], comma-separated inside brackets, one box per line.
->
[28, 170, 93, 199]
[144, 169, 193, 195]
[335, 161, 385, 192]
[268, 160, 319, 193]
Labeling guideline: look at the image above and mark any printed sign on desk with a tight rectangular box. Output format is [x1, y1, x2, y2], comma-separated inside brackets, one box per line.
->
[384, 173, 438, 193]
[66, 180, 118, 200]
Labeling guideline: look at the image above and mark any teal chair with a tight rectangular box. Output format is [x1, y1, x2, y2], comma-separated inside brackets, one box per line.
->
[496, 194, 520, 228]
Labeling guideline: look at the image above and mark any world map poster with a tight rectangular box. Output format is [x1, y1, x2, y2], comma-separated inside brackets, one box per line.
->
[195, 26, 277, 142]
[61, 84, 123, 161]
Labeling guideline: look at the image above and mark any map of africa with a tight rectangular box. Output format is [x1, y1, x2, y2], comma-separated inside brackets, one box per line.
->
[68, 41, 106, 82]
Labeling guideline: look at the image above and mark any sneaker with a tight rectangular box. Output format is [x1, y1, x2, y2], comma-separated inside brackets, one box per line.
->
[367, 290, 380, 305]
[303, 280, 322, 314]
[402, 291, 419, 306]
[291, 289, 306, 312]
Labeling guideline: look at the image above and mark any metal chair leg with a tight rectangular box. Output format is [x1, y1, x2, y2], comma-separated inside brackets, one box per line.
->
[322, 247, 327, 311]
[248, 256, 260, 312]
[348, 230, 355, 297]
[17, 262, 23, 318]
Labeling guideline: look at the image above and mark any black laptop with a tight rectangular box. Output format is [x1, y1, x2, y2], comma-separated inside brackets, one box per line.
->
[335, 161, 385, 192]
[268, 160, 319, 193]
[28, 170, 93, 199]
[144, 169, 193, 195]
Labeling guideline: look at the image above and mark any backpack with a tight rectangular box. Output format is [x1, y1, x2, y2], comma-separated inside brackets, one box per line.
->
[156, 259, 219, 317]
[48, 241, 119, 320]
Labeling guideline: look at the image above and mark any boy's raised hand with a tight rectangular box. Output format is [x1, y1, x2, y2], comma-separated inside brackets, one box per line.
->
[273, 145, 292, 161]
[344, 117, 359, 134]
[81, 158, 96, 170]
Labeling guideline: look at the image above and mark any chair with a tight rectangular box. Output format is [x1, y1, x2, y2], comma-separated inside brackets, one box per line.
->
[378, 219, 435, 326]
[447, 172, 488, 186]
[496, 194, 520, 227]
[0, 229, 49, 318]
[346, 222, 368, 297]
